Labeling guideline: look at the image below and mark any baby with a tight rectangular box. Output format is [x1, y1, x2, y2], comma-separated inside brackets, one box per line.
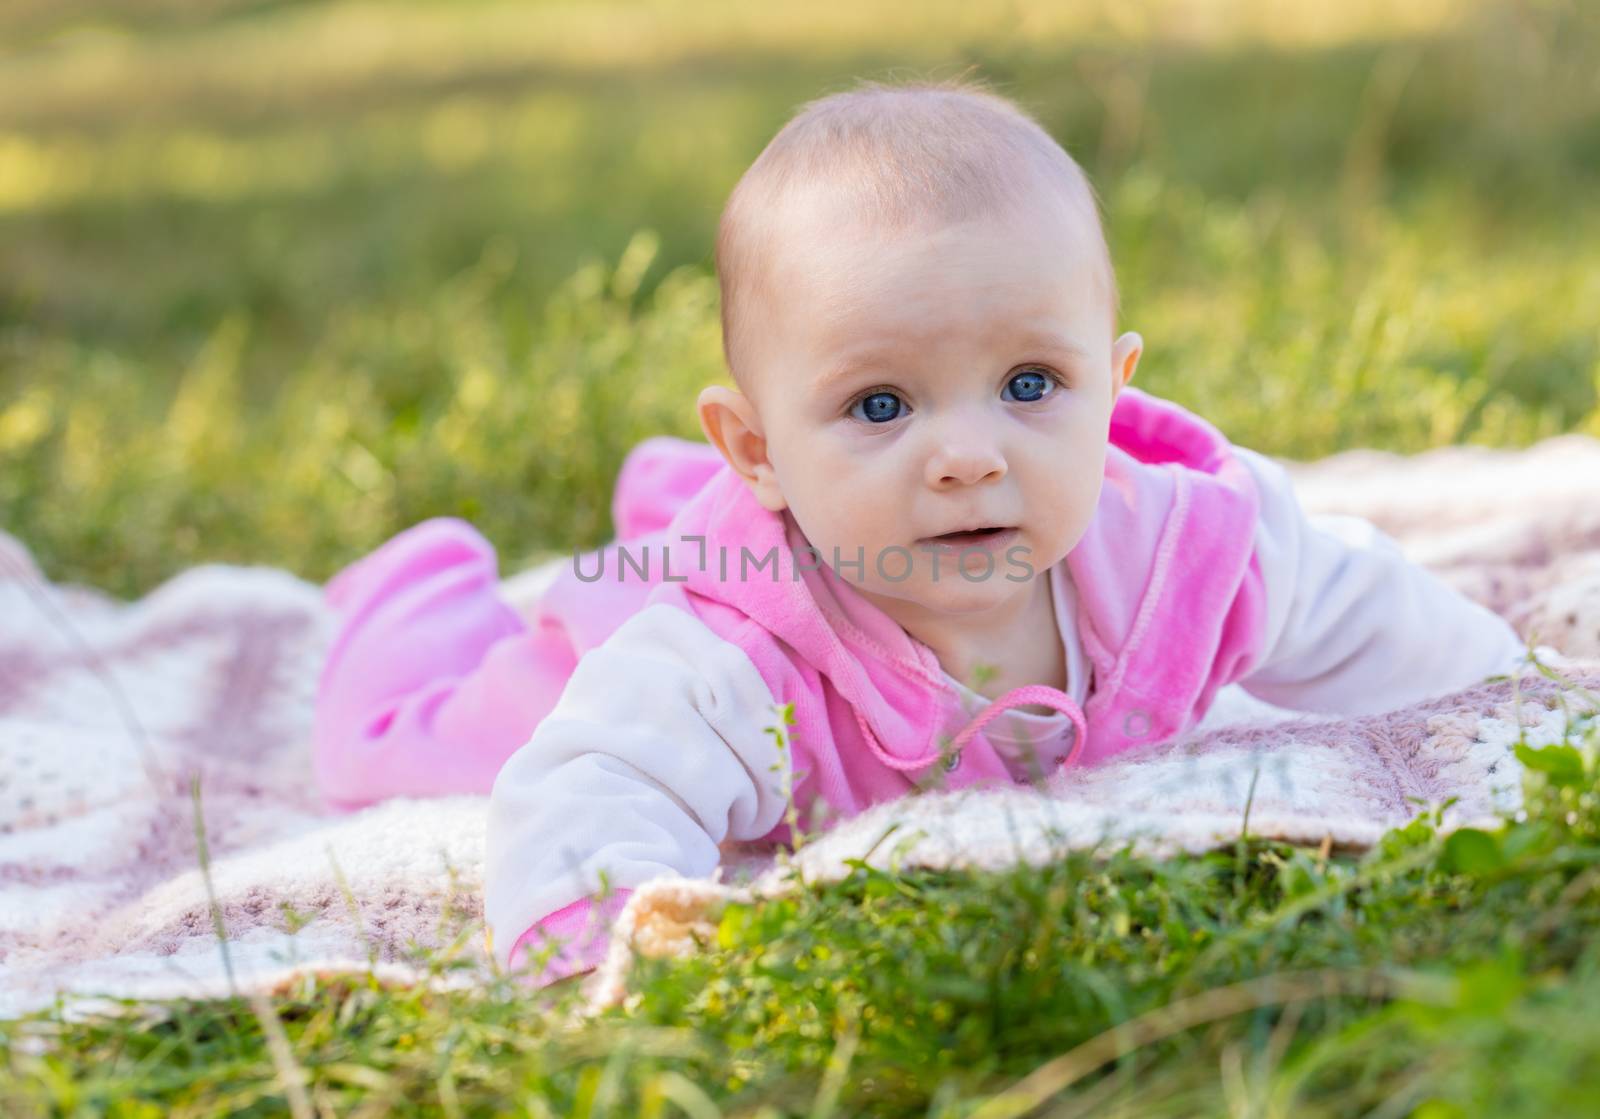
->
[312, 79, 1528, 987]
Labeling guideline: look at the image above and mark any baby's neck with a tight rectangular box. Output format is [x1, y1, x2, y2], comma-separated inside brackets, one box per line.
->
[883, 570, 1067, 702]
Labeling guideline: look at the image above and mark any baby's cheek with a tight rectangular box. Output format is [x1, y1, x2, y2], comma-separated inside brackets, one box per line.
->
[1046, 469, 1099, 523]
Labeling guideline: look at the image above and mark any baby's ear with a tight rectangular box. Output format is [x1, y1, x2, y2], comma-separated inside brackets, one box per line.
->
[1111, 331, 1143, 398]
[696, 385, 787, 512]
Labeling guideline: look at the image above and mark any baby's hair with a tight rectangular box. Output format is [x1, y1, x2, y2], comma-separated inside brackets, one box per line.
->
[715, 75, 1118, 394]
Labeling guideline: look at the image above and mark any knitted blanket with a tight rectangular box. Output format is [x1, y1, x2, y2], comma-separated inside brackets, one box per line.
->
[2, 435, 1598, 1019]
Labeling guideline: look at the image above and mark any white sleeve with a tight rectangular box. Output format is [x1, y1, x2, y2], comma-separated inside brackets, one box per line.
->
[1233, 446, 1528, 715]
[483, 602, 792, 965]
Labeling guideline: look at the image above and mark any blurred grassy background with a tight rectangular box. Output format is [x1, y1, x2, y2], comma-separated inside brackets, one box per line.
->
[2, 0, 1597, 597]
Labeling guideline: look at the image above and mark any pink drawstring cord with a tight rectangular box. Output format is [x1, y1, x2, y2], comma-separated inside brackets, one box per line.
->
[859, 683, 1088, 774]
[947, 684, 1088, 769]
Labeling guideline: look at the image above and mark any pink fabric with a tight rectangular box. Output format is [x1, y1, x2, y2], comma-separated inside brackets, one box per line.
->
[313, 519, 552, 808]
[1069, 389, 1268, 763]
[506, 887, 634, 988]
[313, 387, 1268, 920]
[611, 434, 727, 541]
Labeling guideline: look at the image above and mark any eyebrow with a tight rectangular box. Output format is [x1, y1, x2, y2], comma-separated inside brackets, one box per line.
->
[1016, 332, 1093, 364]
[812, 354, 887, 397]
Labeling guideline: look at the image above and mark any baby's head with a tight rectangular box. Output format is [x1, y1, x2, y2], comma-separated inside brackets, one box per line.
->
[698, 78, 1143, 624]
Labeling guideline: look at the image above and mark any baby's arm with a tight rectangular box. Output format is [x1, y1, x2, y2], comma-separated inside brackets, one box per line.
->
[484, 601, 791, 987]
[1233, 446, 1528, 715]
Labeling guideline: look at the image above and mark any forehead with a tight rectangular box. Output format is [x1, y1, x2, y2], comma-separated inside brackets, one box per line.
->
[761, 195, 1109, 356]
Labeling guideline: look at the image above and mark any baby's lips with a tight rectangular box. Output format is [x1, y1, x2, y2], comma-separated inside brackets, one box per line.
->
[919, 524, 1016, 541]
[917, 526, 1020, 547]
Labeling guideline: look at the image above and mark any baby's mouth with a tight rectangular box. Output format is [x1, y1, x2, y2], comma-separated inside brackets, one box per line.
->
[932, 527, 1009, 542]
[918, 526, 1019, 548]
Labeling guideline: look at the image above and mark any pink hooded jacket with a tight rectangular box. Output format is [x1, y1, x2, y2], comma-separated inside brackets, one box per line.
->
[483, 386, 1268, 978]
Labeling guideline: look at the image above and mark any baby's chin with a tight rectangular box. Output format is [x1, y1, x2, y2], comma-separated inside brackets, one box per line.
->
[852, 568, 1043, 618]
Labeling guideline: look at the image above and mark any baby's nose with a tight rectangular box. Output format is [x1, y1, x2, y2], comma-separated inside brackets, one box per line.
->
[925, 438, 1006, 487]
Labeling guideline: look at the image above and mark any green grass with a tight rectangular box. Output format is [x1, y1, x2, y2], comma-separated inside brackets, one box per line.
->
[3, 660, 1599, 1116]
[5, 1, 1600, 1113]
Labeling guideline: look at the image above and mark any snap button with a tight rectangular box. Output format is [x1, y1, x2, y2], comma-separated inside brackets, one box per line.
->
[942, 748, 962, 772]
[1122, 708, 1152, 738]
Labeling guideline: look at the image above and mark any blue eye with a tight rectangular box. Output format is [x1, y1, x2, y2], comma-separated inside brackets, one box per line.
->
[1004, 370, 1054, 403]
[851, 390, 904, 424]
